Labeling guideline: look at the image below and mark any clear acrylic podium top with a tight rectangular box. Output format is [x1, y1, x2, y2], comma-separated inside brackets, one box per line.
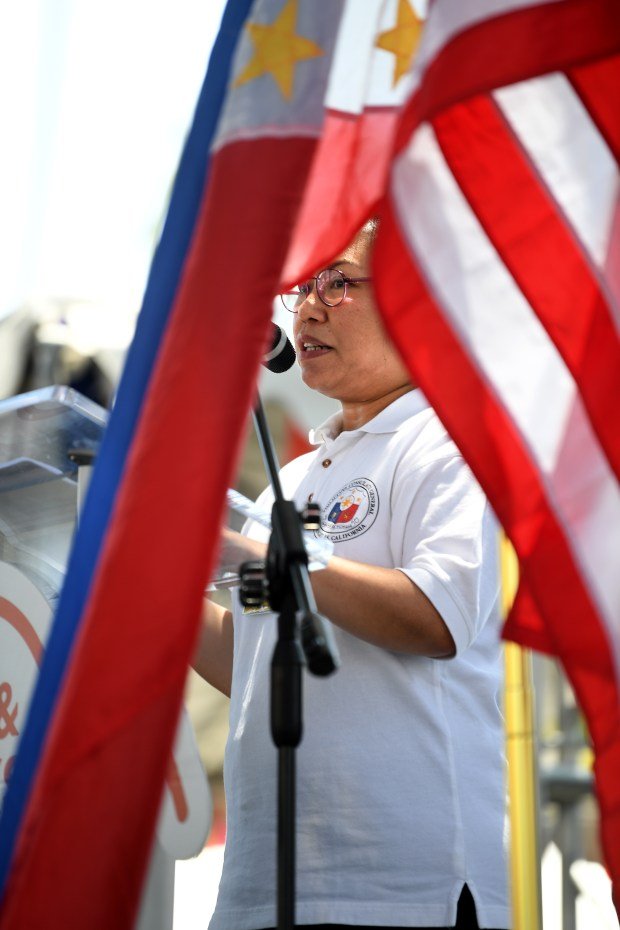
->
[0, 386, 108, 603]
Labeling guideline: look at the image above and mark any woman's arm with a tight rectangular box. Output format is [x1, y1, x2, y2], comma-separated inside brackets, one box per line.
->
[311, 555, 455, 657]
[196, 530, 455, 664]
[193, 599, 234, 696]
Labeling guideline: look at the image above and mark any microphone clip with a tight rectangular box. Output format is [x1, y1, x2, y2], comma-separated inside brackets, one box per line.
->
[238, 499, 338, 677]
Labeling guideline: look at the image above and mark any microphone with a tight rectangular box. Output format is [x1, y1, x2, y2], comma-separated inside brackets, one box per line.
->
[263, 324, 296, 373]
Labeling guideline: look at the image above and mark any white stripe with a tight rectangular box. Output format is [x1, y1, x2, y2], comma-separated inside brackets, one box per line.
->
[326, 0, 432, 113]
[495, 75, 620, 286]
[391, 122, 620, 677]
[325, 0, 391, 113]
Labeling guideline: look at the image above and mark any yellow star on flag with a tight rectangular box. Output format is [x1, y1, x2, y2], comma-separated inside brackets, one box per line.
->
[233, 0, 323, 101]
[376, 0, 423, 87]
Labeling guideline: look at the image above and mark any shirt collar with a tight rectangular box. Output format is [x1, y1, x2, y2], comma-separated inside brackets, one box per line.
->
[309, 389, 430, 446]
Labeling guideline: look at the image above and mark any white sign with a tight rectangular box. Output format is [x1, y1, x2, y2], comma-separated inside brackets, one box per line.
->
[0, 561, 211, 858]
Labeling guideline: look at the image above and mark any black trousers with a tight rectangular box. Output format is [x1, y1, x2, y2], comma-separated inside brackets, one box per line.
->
[265, 884, 508, 930]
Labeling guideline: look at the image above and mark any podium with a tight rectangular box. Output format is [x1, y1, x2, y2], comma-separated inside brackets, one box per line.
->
[0, 386, 211, 929]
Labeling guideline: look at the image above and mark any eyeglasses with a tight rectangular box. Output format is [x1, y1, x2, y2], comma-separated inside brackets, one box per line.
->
[280, 268, 372, 313]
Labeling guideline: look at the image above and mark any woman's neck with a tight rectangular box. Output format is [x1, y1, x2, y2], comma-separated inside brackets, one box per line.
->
[340, 383, 413, 432]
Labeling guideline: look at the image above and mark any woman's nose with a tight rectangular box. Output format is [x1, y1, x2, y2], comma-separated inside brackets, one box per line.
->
[296, 286, 327, 322]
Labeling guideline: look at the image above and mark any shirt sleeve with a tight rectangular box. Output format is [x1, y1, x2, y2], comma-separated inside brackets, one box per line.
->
[390, 452, 501, 656]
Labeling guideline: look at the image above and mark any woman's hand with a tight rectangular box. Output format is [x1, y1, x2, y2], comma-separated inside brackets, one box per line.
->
[213, 528, 267, 586]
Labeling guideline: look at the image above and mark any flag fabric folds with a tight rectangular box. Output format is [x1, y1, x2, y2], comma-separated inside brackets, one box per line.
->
[370, 0, 620, 911]
[0, 0, 618, 927]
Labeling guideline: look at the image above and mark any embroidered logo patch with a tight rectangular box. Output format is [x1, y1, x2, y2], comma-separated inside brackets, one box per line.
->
[318, 478, 379, 542]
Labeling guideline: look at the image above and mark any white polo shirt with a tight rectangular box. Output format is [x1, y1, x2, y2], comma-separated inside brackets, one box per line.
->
[210, 390, 510, 930]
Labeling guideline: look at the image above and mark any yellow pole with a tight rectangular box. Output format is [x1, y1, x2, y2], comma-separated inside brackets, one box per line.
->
[501, 535, 543, 930]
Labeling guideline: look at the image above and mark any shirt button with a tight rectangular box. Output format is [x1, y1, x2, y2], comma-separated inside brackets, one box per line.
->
[322, 458, 332, 468]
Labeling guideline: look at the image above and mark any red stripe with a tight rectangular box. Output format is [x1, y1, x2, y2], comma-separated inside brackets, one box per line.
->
[373, 200, 615, 677]
[396, 0, 620, 151]
[373, 198, 620, 893]
[568, 54, 620, 166]
[282, 108, 398, 286]
[0, 137, 316, 930]
[432, 95, 620, 477]
[504, 582, 554, 656]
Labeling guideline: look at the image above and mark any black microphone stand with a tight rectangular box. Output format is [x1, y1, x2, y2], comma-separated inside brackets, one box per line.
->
[238, 396, 339, 930]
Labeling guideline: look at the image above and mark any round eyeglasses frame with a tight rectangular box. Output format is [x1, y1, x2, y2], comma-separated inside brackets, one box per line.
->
[280, 268, 372, 313]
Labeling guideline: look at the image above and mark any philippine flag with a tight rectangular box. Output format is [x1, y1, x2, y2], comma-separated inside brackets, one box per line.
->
[0, 2, 404, 927]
